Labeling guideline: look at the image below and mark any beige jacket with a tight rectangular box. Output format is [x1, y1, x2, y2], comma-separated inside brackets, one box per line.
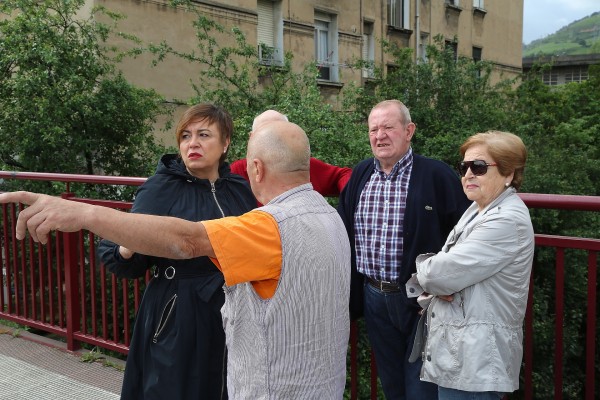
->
[411, 188, 534, 393]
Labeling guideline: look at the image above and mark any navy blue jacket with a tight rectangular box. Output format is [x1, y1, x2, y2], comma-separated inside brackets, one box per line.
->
[98, 154, 256, 280]
[97, 154, 256, 400]
[338, 154, 470, 319]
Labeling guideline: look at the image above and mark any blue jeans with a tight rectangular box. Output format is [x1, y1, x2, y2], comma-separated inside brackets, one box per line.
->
[438, 387, 505, 400]
[363, 282, 438, 400]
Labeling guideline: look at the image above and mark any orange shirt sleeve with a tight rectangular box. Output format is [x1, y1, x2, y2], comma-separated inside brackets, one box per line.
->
[201, 210, 281, 299]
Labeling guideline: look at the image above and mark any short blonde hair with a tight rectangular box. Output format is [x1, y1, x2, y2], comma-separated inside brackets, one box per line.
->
[460, 131, 527, 190]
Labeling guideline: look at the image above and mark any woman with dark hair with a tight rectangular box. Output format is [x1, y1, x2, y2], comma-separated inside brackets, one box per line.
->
[98, 103, 256, 399]
[407, 131, 535, 400]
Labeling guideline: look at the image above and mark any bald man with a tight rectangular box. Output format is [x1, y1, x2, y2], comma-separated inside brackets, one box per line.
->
[230, 110, 351, 197]
[251, 109, 288, 131]
[0, 121, 351, 399]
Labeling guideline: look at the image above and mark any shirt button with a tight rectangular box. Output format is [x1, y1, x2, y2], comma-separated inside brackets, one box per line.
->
[431, 312, 435, 318]
[380, 245, 385, 250]
[409, 288, 415, 293]
[427, 355, 432, 361]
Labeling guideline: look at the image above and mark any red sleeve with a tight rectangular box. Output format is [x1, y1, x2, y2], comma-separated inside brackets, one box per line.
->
[230, 158, 249, 181]
[230, 158, 262, 206]
[309, 157, 352, 197]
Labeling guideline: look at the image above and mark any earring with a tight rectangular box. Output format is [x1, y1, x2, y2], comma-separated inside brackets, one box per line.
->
[505, 182, 510, 187]
[223, 148, 227, 154]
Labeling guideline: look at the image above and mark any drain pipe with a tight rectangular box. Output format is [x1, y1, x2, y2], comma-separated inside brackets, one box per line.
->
[415, 0, 421, 62]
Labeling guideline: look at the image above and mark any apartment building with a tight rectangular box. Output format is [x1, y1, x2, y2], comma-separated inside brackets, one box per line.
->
[522, 54, 600, 85]
[92, 0, 523, 141]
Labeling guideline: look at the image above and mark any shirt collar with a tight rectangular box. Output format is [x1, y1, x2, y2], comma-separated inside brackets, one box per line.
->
[374, 147, 414, 177]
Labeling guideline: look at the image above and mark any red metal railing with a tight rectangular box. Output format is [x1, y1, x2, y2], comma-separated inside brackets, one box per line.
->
[0, 171, 599, 399]
[0, 171, 146, 354]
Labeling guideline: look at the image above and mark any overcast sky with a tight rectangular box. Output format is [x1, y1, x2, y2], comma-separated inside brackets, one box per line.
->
[523, 0, 600, 44]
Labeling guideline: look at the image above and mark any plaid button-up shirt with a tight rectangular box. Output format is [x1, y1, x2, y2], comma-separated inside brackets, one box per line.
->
[354, 148, 413, 282]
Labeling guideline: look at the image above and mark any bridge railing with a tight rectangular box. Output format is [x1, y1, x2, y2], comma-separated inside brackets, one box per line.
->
[0, 171, 599, 400]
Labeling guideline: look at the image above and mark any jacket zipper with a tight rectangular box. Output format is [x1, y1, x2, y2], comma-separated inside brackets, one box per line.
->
[459, 290, 466, 318]
[210, 181, 227, 398]
[211, 182, 226, 218]
[152, 294, 177, 343]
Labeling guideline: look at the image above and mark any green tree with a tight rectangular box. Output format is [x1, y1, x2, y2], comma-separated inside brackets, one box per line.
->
[142, 0, 368, 170]
[506, 64, 600, 400]
[0, 0, 166, 195]
[511, 64, 599, 197]
[346, 36, 516, 167]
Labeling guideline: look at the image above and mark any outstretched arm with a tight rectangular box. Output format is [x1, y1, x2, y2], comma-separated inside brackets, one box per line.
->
[309, 158, 352, 197]
[0, 191, 215, 260]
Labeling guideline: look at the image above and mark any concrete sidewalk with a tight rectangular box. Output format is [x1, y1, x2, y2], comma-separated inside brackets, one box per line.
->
[0, 328, 123, 399]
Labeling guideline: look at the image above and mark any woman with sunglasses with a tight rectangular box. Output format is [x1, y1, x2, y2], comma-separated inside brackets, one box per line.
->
[407, 131, 534, 400]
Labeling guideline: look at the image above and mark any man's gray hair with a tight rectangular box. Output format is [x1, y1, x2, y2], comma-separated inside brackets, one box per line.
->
[372, 100, 412, 125]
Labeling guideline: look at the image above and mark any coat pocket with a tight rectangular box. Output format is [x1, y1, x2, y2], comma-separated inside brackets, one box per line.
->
[152, 294, 177, 343]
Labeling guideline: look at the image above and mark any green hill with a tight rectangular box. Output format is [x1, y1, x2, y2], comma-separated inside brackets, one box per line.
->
[523, 11, 600, 57]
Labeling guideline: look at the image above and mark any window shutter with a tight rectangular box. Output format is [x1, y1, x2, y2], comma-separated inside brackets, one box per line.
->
[257, 0, 274, 47]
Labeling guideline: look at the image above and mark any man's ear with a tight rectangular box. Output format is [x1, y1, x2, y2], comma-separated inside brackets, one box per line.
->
[253, 158, 265, 183]
[406, 122, 416, 142]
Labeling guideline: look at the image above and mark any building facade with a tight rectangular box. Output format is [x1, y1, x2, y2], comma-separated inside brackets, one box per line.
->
[522, 54, 600, 86]
[91, 0, 523, 142]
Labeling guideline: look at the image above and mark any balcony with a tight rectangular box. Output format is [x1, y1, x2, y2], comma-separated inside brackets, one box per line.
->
[0, 171, 599, 399]
[258, 44, 283, 67]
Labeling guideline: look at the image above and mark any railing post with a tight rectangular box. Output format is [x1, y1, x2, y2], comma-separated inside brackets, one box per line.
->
[585, 251, 597, 400]
[370, 349, 378, 399]
[62, 192, 81, 351]
[63, 230, 81, 351]
[350, 321, 358, 400]
[524, 267, 535, 400]
[554, 248, 565, 400]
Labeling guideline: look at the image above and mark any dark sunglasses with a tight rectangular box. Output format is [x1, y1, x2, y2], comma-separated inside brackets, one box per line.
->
[457, 160, 498, 177]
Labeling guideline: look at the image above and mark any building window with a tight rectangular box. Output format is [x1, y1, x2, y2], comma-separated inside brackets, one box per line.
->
[445, 40, 458, 61]
[446, 0, 459, 6]
[473, 0, 484, 8]
[581, 69, 589, 81]
[362, 22, 375, 78]
[472, 46, 482, 62]
[387, 64, 400, 76]
[388, 0, 410, 29]
[542, 71, 559, 86]
[564, 69, 574, 83]
[257, 0, 283, 66]
[472, 46, 482, 77]
[314, 11, 338, 82]
[564, 67, 589, 83]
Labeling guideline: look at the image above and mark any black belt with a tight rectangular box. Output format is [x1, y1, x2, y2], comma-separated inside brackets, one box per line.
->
[366, 277, 402, 293]
[152, 266, 220, 280]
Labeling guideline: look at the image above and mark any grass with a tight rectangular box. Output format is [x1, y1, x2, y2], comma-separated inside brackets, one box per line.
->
[523, 40, 599, 57]
[0, 319, 29, 337]
[80, 346, 125, 372]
